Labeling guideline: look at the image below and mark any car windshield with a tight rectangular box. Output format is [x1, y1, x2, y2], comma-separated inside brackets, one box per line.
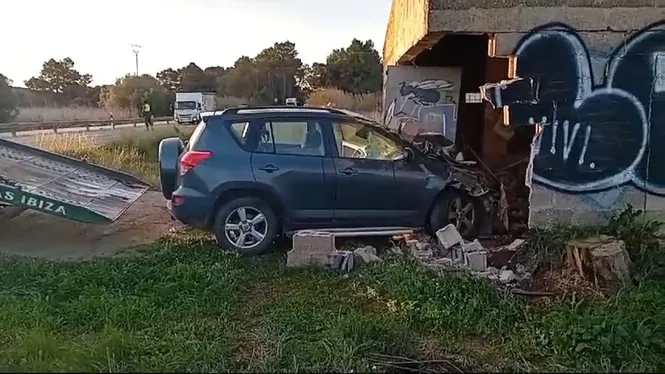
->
[175, 101, 197, 110]
[353, 118, 412, 148]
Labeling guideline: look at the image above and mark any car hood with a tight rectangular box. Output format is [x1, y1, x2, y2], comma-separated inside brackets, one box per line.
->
[408, 132, 496, 197]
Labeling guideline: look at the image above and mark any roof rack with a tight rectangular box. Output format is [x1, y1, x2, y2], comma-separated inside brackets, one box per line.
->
[202, 106, 379, 124]
[222, 105, 349, 116]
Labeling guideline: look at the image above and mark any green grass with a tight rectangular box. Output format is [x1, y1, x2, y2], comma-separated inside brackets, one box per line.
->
[18, 132, 665, 372]
[1, 229, 664, 372]
[36, 126, 193, 188]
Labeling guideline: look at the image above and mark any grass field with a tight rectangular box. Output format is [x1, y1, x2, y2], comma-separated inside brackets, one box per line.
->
[3, 124, 664, 372]
[35, 127, 193, 187]
[0, 228, 663, 372]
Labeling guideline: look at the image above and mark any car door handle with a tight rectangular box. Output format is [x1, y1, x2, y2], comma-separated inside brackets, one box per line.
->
[339, 167, 357, 175]
[258, 164, 279, 173]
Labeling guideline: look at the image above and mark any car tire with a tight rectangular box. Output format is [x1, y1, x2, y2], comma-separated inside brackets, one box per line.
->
[429, 189, 481, 238]
[158, 137, 184, 200]
[212, 197, 279, 256]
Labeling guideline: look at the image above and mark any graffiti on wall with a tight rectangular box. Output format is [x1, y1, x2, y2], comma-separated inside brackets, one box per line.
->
[484, 22, 665, 196]
[383, 67, 462, 141]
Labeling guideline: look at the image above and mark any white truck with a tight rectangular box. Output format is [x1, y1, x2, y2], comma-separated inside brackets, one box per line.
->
[174, 92, 216, 124]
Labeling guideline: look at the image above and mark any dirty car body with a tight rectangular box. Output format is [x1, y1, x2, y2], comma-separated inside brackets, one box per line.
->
[159, 106, 494, 255]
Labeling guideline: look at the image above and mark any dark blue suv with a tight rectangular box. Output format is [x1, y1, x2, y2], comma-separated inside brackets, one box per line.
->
[159, 106, 488, 255]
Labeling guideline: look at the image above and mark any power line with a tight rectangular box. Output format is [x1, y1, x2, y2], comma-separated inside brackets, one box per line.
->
[130, 44, 142, 75]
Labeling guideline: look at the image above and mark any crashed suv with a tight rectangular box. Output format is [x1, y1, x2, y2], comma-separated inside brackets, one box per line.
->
[159, 106, 495, 255]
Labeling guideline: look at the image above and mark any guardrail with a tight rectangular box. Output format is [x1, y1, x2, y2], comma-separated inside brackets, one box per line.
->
[0, 116, 175, 137]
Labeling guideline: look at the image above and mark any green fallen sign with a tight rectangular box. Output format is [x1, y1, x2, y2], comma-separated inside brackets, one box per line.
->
[0, 184, 111, 224]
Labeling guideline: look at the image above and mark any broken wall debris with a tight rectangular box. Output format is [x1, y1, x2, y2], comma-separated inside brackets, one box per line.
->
[286, 230, 337, 268]
[402, 225, 531, 289]
[408, 133, 517, 234]
[287, 231, 384, 272]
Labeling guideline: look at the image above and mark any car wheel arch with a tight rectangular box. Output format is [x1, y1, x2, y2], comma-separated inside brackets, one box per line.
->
[208, 183, 285, 227]
[426, 186, 482, 236]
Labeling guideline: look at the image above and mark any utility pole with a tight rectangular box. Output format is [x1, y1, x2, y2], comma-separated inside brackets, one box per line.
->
[130, 44, 142, 75]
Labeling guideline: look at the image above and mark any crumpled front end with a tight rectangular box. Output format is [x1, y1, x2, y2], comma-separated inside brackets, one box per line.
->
[408, 132, 508, 234]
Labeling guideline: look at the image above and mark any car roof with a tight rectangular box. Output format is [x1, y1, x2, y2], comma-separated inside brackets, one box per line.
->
[201, 106, 375, 121]
[200, 106, 411, 146]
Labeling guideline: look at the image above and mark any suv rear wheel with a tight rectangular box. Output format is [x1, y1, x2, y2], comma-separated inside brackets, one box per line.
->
[429, 189, 481, 238]
[213, 197, 279, 255]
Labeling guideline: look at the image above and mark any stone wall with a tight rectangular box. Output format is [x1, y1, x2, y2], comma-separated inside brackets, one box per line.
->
[383, 0, 428, 66]
[384, 0, 665, 227]
[488, 21, 665, 226]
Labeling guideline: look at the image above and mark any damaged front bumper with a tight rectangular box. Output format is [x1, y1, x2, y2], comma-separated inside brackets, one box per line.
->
[408, 133, 508, 234]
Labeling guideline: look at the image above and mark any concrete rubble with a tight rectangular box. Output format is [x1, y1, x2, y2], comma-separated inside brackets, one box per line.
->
[401, 225, 531, 287]
[286, 231, 383, 272]
[286, 227, 532, 288]
[353, 245, 383, 263]
[285, 230, 337, 268]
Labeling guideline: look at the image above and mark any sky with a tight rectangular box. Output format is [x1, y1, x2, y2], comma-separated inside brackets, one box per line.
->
[1, 0, 391, 87]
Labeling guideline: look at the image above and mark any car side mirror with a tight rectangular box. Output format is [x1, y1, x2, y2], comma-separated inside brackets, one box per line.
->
[392, 147, 413, 162]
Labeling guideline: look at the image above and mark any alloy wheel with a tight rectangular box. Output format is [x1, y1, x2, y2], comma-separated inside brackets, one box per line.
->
[447, 196, 476, 237]
[224, 206, 268, 249]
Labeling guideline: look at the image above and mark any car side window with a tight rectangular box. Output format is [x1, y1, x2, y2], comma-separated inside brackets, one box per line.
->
[255, 120, 325, 157]
[255, 122, 275, 153]
[331, 121, 403, 161]
[229, 121, 250, 145]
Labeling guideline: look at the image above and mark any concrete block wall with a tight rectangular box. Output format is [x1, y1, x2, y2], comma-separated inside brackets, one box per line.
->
[483, 12, 665, 227]
[383, 0, 428, 66]
[384, 0, 665, 227]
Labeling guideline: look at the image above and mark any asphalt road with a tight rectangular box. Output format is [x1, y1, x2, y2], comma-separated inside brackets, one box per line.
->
[0, 121, 175, 146]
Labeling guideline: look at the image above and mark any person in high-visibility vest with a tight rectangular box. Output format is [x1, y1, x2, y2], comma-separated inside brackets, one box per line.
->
[142, 100, 154, 131]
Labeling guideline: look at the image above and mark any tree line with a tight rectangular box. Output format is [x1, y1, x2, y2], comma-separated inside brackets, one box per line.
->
[0, 39, 382, 122]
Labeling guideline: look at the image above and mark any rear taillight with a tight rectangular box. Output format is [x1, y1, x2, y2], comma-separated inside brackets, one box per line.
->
[179, 150, 212, 175]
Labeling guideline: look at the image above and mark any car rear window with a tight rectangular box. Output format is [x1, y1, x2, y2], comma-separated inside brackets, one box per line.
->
[187, 120, 207, 150]
[229, 121, 250, 145]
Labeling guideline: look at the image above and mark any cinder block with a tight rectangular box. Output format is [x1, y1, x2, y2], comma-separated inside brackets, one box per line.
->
[286, 230, 336, 268]
[436, 224, 463, 249]
[465, 251, 488, 271]
[461, 239, 485, 254]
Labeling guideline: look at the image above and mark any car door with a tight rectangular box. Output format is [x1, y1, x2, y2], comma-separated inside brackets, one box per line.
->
[329, 120, 405, 227]
[392, 153, 438, 225]
[250, 117, 335, 227]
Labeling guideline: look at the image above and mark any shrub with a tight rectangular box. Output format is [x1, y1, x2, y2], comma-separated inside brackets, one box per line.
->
[307, 87, 380, 113]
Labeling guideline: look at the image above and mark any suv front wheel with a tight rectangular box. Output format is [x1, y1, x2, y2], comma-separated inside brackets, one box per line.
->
[429, 189, 481, 238]
[213, 197, 279, 255]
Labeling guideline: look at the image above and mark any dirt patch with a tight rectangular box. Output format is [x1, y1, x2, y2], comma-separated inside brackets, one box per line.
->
[0, 192, 175, 260]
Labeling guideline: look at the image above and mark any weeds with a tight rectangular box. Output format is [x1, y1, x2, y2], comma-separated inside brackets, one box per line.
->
[35, 127, 193, 188]
[2, 134, 664, 372]
[604, 204, 665, 280]
[0, 220, 663, 372]
[307, 87, 381, 117]
[523, 204, 664, 281]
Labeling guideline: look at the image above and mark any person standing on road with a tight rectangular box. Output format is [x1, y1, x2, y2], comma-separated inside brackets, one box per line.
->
[142, 100, 154, 131]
